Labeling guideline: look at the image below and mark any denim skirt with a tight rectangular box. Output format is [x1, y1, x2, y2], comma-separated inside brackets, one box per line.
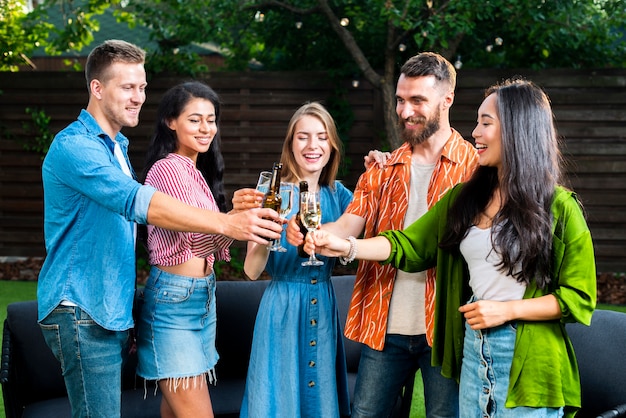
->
[136, 266, 218, 382]
[459, 320, 563, 417]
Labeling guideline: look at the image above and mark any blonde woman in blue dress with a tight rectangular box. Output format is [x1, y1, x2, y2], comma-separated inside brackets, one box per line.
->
[233, 102, 353, 417]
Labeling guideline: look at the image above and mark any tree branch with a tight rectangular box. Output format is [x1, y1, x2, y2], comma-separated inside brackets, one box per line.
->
[315, 0, 383, 87]
[389, 0, 439, 52]
[19, 53, 37, 70]
[434, 0, 452, 15]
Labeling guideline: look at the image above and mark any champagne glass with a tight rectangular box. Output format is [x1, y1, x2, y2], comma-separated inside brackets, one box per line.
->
[256, 171, 272, 194]
[300, 191, 324, 266]
[269, 182, 294, 252]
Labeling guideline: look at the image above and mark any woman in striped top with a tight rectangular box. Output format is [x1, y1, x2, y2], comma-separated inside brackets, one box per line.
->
[136, 81, 232, 418]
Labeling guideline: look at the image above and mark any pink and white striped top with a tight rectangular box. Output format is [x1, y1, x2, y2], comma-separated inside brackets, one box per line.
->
[145, 153, 232, 268]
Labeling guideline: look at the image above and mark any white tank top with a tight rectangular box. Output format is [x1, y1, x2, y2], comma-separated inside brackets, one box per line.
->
[459, 226, 526, 301]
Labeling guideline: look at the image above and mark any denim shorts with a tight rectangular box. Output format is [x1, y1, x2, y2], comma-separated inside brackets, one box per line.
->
[136, 266, 218, 382]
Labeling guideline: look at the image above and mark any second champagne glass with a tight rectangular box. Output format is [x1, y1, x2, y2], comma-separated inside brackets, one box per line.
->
[300, 191, 324, 266]
[256, 171, 272, 194]
[269, 182, 294, 252]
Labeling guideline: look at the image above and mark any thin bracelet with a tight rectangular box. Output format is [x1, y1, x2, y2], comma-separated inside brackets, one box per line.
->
[339, 236, 357, 265]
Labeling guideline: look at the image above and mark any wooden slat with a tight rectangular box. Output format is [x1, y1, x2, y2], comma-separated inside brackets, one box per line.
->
[583, 209, 626, 224]
[0, 201, 44, 212]
[588, 228, 626, 241]
[565, 160, 626, 174]
[0, 232, 44, 243]
[593, 243, 626, 259]
[567, 176, 626, 190]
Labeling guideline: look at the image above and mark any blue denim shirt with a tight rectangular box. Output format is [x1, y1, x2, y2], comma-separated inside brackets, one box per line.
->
[38, 109, 156, 331]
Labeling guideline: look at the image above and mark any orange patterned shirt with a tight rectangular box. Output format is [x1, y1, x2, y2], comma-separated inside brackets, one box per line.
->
[344, 129, 478, 350]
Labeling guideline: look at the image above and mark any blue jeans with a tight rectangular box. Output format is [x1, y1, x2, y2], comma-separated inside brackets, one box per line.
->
[351, 334, 459, 418]
[39, 305, 130, 418]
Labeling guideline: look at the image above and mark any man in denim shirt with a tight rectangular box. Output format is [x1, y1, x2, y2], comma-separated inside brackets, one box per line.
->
[38, 39, 282, 418]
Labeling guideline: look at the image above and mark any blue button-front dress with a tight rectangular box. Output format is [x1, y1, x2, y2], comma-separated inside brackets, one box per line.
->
[240, 181, 353, 418]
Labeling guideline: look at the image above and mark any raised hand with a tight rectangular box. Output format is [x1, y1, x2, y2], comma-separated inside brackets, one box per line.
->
[304, 229, 350, 259]
[231, 188, 264, 212]
[285, 215, 304, 247]
[224, 207, 282, 245]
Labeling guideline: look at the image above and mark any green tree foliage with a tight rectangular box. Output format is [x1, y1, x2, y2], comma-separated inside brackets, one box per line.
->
[22, 107, 54, 157]
[204, 0, 625, 147]
[114, 0, 225, 76]
[3, 0, 624, 147]
[0, 0, 53, 71]
[0, 0, 124, 71]
[219, 0, 625, 71]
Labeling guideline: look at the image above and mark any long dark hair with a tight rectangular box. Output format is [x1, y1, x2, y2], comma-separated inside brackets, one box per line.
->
[440, 78, 562, 288]
[142, 81, 227, 212]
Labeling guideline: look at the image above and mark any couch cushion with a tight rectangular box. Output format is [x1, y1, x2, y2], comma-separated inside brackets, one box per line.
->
[331, 275, 360, 372]
[21, 397, 70, 418]
[566, 309, 626, 417]
[214, 279, 270, 379]
[209, 378, 247, 415]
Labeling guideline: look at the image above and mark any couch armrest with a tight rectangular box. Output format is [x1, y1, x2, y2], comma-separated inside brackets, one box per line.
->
[597, 404, 626, 418]
[3, 301, 67, 412]
[1, 319, 10, 384]
[2, 318, 20, 418]
[214, 279, 270, 379]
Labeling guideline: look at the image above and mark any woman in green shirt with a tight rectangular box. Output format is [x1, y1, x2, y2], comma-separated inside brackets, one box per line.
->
[308, 78, 596, 417]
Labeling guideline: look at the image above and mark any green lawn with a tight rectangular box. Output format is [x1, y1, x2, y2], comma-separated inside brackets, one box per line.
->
[0, 280, 624, 417]
[0, 281, 38, 418]
[0, 280, 37, 327]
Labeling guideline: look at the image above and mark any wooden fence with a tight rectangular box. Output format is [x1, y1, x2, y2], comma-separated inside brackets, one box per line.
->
[0, 69, 625, 272]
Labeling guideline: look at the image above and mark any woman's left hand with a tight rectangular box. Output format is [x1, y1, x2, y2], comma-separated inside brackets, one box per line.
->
[459, 300, 512, 330]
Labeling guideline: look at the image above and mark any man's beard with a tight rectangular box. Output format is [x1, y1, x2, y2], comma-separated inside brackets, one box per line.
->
[399, 110, 440, 146]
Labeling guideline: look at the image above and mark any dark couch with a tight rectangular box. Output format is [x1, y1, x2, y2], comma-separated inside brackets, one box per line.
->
[1, 275, 410, 417]
[565, 309, 626, 417]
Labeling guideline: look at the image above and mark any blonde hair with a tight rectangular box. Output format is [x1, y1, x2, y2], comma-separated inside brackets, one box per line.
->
[280, 102, 343, 187]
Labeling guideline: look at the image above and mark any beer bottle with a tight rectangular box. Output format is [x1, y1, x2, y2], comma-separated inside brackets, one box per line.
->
[262, 162, 282, 212]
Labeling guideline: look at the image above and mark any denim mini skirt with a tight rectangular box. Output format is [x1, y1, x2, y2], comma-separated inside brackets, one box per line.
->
[459, 318, 563, 417]
[136, 266, 218, 383]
